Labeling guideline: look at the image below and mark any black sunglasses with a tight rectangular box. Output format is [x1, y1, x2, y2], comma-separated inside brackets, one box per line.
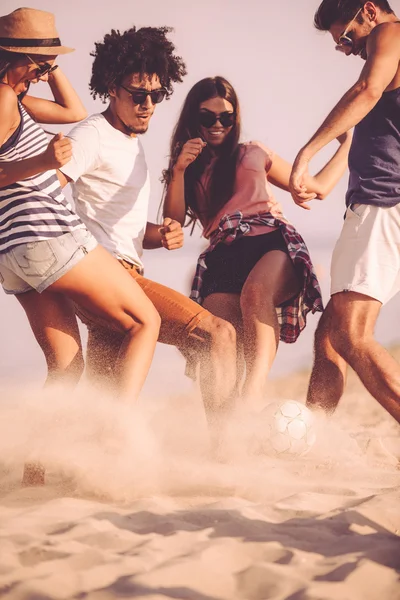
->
[26, 54, 58, 77]
[198, 110, 235, 128]
[120, 85, 168, 105]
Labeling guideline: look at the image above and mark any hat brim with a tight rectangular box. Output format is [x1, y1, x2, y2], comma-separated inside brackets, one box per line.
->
[0, 45, 74, 55]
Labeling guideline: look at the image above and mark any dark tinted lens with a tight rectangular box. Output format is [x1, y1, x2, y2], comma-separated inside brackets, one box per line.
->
[199, 111, 234, 128]
[151, 89, 167, 104]
[130, 89, 167, 105]
[37, 63, 53, 76]
[131, 90, 148, 105]
[339, 33, 353, 46]
[199, 112, 217, 128]
[219, 112, 235, 127]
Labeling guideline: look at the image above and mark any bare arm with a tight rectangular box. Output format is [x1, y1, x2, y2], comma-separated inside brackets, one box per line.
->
[0, 86, 73, 187]
[22, 67, 87, 124]
[163, 169, 187, 225]
[267, 133, 351, 202]
[163, 138, 206, 225]
[290, 22, 400, 203]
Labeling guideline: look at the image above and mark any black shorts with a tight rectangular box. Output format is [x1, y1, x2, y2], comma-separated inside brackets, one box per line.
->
[201, 230, 290, 298]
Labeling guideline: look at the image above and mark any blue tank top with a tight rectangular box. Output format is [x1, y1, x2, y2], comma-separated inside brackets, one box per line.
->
[346, 86, 400, 207]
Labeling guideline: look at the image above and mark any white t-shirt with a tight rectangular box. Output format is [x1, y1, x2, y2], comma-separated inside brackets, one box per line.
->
[61, 113, 150, 269]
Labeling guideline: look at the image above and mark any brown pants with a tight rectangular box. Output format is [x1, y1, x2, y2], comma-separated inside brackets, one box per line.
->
[75, 260, 211, 361]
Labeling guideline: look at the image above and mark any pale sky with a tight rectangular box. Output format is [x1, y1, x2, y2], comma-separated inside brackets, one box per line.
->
[1, 0, 399, 389]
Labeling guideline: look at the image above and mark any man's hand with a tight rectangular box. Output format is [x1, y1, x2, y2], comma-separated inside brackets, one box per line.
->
[159, 218, 184, 250]
[289, 150, 316, 210]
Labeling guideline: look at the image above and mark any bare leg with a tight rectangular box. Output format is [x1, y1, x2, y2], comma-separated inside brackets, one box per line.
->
[48, 246, 160, 401]
[189, 314, 237, 426]
[307, 300, 348, 413]
[16, 290, 84, 486]
[240, 251, 300, 404]
[330, 292, 400, 424]
[17, 290, 84, 387]
[85, 326, 122, 392]
[202, 293, 244, 398]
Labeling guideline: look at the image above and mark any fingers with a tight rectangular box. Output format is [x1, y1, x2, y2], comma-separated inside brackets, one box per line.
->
[159, 218, 184, 250]
[162, 217, 181, 231]
[186, 138, 207, 148]
[292, 195, 312, 210]
[161, 234, 184, 249]
[296, 201, 311, 211]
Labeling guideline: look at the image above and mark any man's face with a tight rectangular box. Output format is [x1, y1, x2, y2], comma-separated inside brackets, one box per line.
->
[330, 6, 375, 60]
[111, 73, 163, 135]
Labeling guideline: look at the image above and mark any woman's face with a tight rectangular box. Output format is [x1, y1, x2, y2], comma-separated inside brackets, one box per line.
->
[3, 54, 57, 95]
[198, 96, 235, 148]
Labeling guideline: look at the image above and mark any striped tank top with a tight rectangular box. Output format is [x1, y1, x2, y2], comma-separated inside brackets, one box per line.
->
[0, 103, 84, 254]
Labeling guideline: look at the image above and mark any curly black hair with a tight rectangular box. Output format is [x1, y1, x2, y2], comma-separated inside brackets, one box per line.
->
[89, 26, 187, 102]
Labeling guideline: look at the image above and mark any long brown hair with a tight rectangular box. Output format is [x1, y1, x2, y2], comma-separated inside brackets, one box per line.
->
[0, 50, 30, 100]
[163, 76, 241, 227]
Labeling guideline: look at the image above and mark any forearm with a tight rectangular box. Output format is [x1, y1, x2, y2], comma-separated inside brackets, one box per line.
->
[306, 138, 351, 198]
[0, 154, 48, 188]
[22, 68, 87, 124]
[48, 69, 86, 114]
[163, 168, 187, 225]
[302, 81, 381, 158]
[143, 222, 162, 249]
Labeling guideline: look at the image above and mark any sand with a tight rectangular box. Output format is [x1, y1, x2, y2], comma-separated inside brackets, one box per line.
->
[0, 351, 399, 600]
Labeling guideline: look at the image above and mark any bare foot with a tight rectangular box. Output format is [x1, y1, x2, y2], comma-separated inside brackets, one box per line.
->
[22, 462, 45, 486]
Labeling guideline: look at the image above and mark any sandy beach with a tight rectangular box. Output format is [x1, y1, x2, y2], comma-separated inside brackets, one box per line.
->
[0, 350, 399, 600]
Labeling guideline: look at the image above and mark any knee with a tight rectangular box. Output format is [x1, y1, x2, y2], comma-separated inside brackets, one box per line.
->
[330, 326, 357, 363]
[205, 315, 237, 351]
[124, 306, 161, 339]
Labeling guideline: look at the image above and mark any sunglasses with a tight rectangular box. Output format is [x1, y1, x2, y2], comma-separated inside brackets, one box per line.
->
[198, 110, 235, 128]
[120, 85, 168, 105]
[26, 54, 58, 77]
[336, 7, 362, 53]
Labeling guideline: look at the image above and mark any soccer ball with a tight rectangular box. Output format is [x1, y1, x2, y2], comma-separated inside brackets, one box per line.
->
[255, 400, 317, 457]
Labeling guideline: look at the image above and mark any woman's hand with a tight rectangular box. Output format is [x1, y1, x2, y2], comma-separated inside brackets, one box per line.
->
[289, 150, 316, 210]
[42, 133, 72, 170]
[174, 138, 206, 173]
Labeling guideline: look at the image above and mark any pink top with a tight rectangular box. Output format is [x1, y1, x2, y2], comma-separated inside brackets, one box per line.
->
[196, 141, 282, 239]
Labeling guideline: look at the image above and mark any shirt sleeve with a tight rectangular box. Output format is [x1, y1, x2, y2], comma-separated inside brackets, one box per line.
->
[243, 141, 275, 173]
[59, 120, 101, 182]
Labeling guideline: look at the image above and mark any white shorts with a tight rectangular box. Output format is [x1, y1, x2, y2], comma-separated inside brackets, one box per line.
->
[331, 203, 400, 304]
[0, 228, 97, 295]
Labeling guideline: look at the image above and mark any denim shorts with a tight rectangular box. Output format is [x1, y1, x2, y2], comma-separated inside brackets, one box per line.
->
[0, 228, 98, 295]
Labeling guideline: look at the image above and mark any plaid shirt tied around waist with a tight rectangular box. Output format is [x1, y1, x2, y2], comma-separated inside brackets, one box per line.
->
[190, 211, 323, 344]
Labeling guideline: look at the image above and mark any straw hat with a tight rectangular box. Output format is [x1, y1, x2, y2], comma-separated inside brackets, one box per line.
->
[0, 7, 74, 55]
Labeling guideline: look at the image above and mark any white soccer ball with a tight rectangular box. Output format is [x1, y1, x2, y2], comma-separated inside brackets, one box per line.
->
[256, 400, 317, 457]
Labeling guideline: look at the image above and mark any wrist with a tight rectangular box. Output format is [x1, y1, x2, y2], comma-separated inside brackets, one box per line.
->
[172, 164, 185, 176]
[39, 152, 51, 172]
[299, 145, 315, 162]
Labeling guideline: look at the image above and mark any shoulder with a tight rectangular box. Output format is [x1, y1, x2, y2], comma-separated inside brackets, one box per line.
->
[0, 83, 18, 113]
[67, 113, 103, 142]
[367, 21, 400, 48]
[240, 141, 275, 167]
[242, 140, 274, 156]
